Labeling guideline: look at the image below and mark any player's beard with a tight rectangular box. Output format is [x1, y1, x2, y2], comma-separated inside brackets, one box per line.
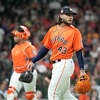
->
[57, 17, 73, 26]
[63, 19, 73, 26]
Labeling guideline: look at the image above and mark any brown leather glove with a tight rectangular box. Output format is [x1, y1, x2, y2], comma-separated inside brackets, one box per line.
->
[75, 74, 91, 94]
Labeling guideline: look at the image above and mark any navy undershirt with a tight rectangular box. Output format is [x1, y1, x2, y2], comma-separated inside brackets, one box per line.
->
[31, 46, 84, 69]
[31, 46, 49, 63]
[76, 50, 84, 69]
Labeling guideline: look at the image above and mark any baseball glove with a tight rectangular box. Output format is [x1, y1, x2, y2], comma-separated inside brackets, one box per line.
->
[75, 74, 91, 94]
[19, 71, 33, 83]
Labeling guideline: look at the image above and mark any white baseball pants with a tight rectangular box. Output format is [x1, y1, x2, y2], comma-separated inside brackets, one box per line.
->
[48, 59, 78, 100]
[7, 70, 37, 100]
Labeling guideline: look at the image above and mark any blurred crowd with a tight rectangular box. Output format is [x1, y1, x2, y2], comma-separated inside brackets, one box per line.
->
[0, 0, 100, 100]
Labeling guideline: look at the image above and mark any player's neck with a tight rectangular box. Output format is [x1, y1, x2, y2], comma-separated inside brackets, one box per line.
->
[59, 23, 70, 28]
[18, 40, 27, 44]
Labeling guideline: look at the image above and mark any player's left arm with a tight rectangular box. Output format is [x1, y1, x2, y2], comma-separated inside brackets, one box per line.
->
[73, 29, 85, 74]
[25, 45, 39, 71]
[76, 49, 85, 74]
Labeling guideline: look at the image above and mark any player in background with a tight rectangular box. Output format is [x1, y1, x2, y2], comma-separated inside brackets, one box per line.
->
[30, 6, 85, 100]
[7, 25, 38, 100]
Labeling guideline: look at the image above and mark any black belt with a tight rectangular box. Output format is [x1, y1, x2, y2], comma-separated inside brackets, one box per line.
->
[50, 59, 61, 64]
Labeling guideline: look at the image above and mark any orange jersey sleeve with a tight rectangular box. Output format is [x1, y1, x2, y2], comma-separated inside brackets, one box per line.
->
[42, 28, 53, 49]
[25, 45, 37, 58]
[73, 29, 83, 51]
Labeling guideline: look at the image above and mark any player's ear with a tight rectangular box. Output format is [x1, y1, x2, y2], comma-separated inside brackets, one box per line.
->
[59, 14, 64, 19]
[59, 14, 62, 18]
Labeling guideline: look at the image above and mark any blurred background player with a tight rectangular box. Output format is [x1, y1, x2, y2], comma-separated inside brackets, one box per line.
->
[30, 6, 85, 100]
[7, 25, 38, 100]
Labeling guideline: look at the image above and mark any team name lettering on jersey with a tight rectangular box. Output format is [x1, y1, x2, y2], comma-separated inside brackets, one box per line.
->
[51, 35, 68, 45]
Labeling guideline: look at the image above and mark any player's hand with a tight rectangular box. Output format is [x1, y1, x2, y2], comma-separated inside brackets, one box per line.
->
[27, 62, 34, 71]
[44, 77, 50, 83]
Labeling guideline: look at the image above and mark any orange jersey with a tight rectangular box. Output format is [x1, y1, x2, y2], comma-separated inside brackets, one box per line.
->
[11, 41, 37, 73]
[42, 25, 83, 61]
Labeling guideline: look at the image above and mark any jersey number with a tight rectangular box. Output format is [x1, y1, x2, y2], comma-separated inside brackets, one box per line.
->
[58, 46, 67, 54]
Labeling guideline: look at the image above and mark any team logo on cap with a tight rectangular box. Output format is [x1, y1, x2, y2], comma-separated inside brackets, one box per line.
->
[70, 8, 72, 11]
[61, 10, 63, 13]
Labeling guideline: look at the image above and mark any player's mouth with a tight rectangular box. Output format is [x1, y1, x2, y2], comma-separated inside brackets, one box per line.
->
[68, 20, 72, 22]
[69, 18, 73, 21]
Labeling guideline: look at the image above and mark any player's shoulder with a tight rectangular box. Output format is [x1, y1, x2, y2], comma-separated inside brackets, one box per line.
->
[25, 41, 37, 49]
[70, 25, 80, 33]
[48, 25, 57, 32]
[25, 41, 31, 45]
[22, 41, 31, 48]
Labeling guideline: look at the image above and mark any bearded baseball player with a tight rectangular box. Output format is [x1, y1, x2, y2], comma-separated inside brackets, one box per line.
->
[30, 6, 85, 100]
[7, 25, 38, 100]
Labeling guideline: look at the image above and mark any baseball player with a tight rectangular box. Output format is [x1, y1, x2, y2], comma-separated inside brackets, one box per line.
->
[30, 6, 85, 100]
[7, 25, 38, 100]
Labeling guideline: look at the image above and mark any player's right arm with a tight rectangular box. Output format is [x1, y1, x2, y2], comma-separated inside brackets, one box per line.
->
[31, 46, 49, 63]
[31, 28, 52, 63]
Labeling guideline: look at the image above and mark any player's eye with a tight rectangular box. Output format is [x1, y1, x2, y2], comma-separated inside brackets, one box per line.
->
[67, 14, 73, 16]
